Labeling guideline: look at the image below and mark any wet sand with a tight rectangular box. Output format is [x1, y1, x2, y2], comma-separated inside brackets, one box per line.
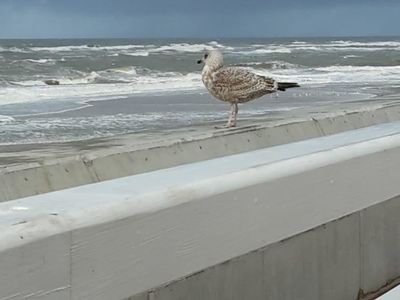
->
[22, 85, 369, 119]
[1, 91, 400, 168]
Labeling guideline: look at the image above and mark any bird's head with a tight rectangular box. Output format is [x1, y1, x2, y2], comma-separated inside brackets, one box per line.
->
[197, 49, 223, 70]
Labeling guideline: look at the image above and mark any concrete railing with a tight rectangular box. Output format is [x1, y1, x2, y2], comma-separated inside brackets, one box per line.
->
[1, 122, 400, 299]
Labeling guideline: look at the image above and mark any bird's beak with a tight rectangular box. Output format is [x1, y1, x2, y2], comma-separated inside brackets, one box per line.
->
[197, 59, 203, 64]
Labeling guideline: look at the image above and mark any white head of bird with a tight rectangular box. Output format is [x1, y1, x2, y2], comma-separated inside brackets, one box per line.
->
[197, 50, 223, 72]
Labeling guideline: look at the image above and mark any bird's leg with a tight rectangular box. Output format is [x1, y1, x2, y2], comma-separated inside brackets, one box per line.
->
[226, 103, 235, 127]
[232, 103, 238, 127]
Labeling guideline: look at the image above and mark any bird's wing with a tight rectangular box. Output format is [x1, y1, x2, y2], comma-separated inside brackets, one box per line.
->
[212, 67, 276, 102]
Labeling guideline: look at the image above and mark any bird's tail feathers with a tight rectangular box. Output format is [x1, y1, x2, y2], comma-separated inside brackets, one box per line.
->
[277, 82, 300, 91]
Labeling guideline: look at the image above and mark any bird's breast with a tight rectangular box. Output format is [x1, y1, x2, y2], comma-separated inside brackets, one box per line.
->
[201, 70, 212, 87]
[202, 70, 229, 102]
[202, 71, 215, 92]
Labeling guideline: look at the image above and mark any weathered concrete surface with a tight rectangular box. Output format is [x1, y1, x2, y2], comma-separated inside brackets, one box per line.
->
[359, 197, 400, 299]
[126, 198, 400, 300]
[126, 214, 361, 300]
[1, 123, 400, 299]
[0, 233, 71, 300]
[1, 100, 400, 203]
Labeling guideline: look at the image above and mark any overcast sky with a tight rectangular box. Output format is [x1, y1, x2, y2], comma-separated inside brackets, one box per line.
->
[0, 0, 399, 38]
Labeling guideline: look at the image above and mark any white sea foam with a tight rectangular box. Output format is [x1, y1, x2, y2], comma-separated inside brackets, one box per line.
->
[106, 66, 138, 75]
[315, 65, 400, 72]
[242, 48, 292, 55]
[280, 40, 400, 52]
[343, 55, 362, 59]
[3, 40, 400, 57]
[329, 40, 400, 47]
[0, 71, 203, 106]
[29, 44, 149, 53]
[239, 40, 400, 54]
[10, 80, 48, 86]
[0, 115, 15, 123]
[119, 51, 150, 57]
[23, 58, 56, 65]
[235, 61, 299, 69]
[232, 42, 395, 55]
[95, 44, 152, 50]
[302, 46, 395, 52]
[288, 46, 323, 51]
[150, 42, 228, 53]
[260, 65, 400, 85]
[0, 46, 29, 53]
[28, 42, 229, 54]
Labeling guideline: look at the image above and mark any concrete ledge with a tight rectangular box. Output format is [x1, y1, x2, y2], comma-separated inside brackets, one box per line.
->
[1, 123, 400, 299]
[1, 102, 400, 202]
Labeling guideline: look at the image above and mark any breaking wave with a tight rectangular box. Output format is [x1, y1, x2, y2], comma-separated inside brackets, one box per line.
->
[0, 67, 203, 105]
[2, 39, 400, 57]
[0, 115, 15, 123]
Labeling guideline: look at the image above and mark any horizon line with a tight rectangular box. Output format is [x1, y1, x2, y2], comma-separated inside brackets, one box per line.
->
[0, 34, 400, 40]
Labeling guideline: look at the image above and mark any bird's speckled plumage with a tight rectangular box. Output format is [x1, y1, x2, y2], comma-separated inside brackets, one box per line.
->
[203, 67, 277, 103]
[198, 49, 298, 127]
[200, 50, 278, 104]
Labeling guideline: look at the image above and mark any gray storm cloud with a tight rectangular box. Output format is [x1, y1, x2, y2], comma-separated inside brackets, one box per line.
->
[0, 0, 399, 38]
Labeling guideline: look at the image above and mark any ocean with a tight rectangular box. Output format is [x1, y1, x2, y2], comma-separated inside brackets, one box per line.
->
[1, 37, 400, 144]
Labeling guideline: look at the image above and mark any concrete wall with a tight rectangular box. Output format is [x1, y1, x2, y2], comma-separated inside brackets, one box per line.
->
[128, 196, 400, 300]
[1, 103, 400, 203]
[1, 123, 400, 299]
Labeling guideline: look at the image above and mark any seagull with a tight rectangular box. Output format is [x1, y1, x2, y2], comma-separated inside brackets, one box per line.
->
[197, 50, 299, 127]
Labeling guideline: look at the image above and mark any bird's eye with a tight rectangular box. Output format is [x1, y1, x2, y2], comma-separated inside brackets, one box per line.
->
[204, 54, 208, 59]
